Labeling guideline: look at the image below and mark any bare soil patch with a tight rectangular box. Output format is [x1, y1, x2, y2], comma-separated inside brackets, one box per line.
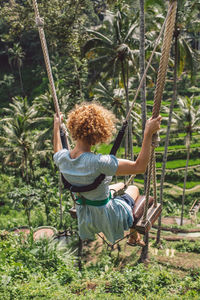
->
[155, 252, 200, 270]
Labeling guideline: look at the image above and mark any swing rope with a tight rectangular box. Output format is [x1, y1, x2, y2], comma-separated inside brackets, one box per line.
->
[112, 0, 177, 225]
[142, 0, 177, 223]
[32, 0, 71, 150]
[32, 0, 60, 117]
[125, 1, 175, 123]
[32, 0, 177, 233]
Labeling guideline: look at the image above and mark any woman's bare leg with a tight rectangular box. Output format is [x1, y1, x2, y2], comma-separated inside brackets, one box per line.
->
[125, 185, 140, 203]
[125, 185, 145, 247]
[110, 183, 144, 246]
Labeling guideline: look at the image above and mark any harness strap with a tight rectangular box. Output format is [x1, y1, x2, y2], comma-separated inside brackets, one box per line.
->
[61, 120, 128, 193]
[61, 173, 105, 193]
[76, 192, 112, 206]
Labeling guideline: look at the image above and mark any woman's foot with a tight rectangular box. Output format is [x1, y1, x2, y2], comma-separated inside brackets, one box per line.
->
[127, 230, 145, 247]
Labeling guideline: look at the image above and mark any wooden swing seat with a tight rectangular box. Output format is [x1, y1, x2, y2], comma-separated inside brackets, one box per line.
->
[135, 203, 162, 234]
[68, 194, 162, 234]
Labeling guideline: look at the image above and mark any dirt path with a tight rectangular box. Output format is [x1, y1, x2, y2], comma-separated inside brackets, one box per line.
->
[157, 165, 200, 172]
[165, 183, 200, 194]
[83, 229, 200, 272]
[135, 182, 200, 195]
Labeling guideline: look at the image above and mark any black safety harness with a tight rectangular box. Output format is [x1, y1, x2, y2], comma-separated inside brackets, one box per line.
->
[60, 121, 128, 192]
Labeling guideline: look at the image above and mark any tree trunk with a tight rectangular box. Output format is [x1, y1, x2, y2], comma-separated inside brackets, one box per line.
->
[139, 233, 149, 263]
[29, 158, 35, 183]
[156, 23, 179, 244]
[74, 62, 84, 100]
[45, 203, 50, 225]
[126, 62, 133, 161]
[139, 0, 149, 263]
[139, 0, 147, 137]
[78, 237, 83, 271]
[26, 209, 31, 227]
[59, 173, 63, 228]
[18, 65, 24, 96]
[121, 60, 132, 164]
[25, 152, 29, 183]
[139, 0, 147, 192]
[180, 138, 190, 226]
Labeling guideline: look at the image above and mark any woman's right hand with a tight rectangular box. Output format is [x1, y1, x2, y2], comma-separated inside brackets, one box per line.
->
[54, 113, 63, 128]
[144, 116, 162, 136]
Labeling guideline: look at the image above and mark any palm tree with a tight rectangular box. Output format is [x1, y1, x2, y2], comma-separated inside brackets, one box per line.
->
[0, 97, 38, 182]
[84, 9, 140, 84]
[10, 185, 40, 227]
[93, 82, 126, 119]
[93, 81, 142, 142]
[8, 43, 25, 94]
[84, 9, 140, 160]
[33, 81, 72, 144]
[175, 96, 200, 225]
[175, 0, 200, 83]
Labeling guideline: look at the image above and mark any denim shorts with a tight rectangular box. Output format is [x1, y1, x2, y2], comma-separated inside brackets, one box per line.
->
[117, 193, 135, 210]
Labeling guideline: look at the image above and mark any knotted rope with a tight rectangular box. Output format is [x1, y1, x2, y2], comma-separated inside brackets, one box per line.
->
[142, 0, 177, 223]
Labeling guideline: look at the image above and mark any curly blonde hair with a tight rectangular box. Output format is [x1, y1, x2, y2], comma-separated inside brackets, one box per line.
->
[67, 102, 117, 145]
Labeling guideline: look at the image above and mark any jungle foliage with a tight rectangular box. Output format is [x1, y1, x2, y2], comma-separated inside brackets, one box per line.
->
[0, 0, 200, 298]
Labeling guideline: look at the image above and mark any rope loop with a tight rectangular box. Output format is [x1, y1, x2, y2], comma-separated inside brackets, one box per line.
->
[151, 133, 160, 148]
[60, 123, 69, 137]
[35, 16, 44, 27]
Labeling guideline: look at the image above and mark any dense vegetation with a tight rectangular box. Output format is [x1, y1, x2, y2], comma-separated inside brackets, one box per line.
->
[0, 0, 200, 299]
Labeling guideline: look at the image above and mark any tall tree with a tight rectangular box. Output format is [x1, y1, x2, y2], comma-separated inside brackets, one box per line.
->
[139, 0, 149, 263]
[8, 43, 25, 94]
[0, 97, 38, 182]
[84, 8, 140, 159]
[176, 0, 200, 83]
[175, 96, 200, 225]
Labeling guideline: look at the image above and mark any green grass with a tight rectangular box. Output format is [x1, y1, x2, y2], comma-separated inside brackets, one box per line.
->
[134, 178, 144, 184]
[156, 158, 200, 169]
[160, 113, 169, 117]
[160, 132, 199, 139]
[0, 207, 27, 230]
[134, 178, 199, 189]
[97, 143, 200, 157]
[135, 177, 200, 189]
[177, 132, 199, 138]
[177, 181, 200, 189]
[132, 143, 200, 154]
[165, 144, 200, 151]
[146, 100, 170, 106]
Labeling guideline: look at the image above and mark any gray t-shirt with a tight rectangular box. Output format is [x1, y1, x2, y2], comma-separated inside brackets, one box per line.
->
[54, 149, 133, 244]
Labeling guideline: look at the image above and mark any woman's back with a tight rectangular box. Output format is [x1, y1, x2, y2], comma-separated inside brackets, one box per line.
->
[54, 148, 133, 243]
[54, 149, 118, 200]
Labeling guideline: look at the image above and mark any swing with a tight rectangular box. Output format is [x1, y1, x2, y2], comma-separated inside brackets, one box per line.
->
[32, 0, 177, 235]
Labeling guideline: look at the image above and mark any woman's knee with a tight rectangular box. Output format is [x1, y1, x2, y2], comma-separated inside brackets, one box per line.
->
[126, 185, 139, 193]
[125, 185, 139, 200]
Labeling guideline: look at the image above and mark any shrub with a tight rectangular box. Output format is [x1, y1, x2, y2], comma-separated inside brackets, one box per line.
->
[174, 240, 200, 254]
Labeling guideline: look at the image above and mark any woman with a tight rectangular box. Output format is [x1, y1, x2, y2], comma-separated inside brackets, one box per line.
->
[53, 102, 161, 246]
